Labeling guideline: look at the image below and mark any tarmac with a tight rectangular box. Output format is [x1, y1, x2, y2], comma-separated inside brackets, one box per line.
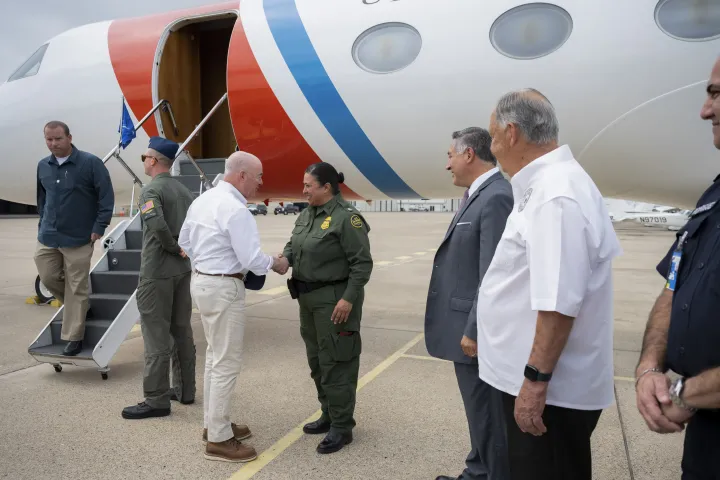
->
[0, 212, 685, 480]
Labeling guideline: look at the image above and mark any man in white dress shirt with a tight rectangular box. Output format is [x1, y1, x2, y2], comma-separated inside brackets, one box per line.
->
[179, 151, 289, 463]
[475, 89, 622, 480]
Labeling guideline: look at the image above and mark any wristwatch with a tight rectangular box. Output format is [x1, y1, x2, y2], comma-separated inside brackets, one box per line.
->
[670, 377, 697, 412]
[524, 364, 552, 382]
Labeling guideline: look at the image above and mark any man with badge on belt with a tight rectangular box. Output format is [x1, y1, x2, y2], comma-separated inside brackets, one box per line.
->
[122, 137, 197, 420]
[635, 55, 720, 479]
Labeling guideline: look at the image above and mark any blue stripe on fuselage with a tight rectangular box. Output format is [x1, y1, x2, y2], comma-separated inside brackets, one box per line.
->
[263, 0, 421, 199]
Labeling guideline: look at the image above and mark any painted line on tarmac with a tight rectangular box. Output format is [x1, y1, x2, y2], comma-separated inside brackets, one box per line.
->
[402, 354, 447, 363]
[401, 355, 638, 383]
[229, 333, 424, 480]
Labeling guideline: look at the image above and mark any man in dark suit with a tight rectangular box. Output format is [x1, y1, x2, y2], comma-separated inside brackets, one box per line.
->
[425, 127, 513, 480]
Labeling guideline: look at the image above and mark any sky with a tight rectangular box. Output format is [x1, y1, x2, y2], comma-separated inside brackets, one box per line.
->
[0, 0, 223, 81]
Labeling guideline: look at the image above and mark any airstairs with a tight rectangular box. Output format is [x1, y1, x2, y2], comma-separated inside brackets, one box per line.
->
[28, 94, 228, 379]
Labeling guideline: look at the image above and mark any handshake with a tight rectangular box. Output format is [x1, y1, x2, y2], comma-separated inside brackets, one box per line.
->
[271, 254, 290, 275]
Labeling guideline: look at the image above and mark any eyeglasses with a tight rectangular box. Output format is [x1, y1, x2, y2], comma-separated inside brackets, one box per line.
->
[141, 154, 156, 163]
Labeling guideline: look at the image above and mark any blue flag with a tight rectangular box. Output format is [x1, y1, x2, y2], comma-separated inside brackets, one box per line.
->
[118, 100, 136, 149]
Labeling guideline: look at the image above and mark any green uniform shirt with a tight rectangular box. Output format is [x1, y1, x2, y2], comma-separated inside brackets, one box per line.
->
[283, 195, 373, 304]
[138, 172, 194, 279]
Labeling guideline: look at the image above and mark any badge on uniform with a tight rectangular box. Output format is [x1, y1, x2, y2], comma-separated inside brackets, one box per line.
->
[665, 231, 688, 291]
[350, 215, 363, 229]
[321, 216, 331, 230]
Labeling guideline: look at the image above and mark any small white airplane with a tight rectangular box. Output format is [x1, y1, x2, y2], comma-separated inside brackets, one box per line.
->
[1, 0, 719, 207]
[610, 207, 691, 231]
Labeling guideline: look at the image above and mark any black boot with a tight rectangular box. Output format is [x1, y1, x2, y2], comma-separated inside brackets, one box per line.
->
[303, 417, 331, 434]
[316, 430, 352, 454]
[121, 402, 170, 420]
[63, 341, 82, 356]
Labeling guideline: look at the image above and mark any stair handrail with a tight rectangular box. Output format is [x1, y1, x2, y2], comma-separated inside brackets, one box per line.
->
[100, 98, 174, 187]
[173, 92, 228, 192]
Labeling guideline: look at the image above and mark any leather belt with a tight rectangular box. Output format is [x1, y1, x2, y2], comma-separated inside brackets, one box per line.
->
[195, 270, 244, 280]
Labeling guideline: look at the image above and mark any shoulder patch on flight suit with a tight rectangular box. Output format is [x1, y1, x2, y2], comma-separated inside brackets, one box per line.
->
[140, 199, 158, 219]
[321, 216, 331, 230]
[350, 214, 363, 229]
[518, 188, 533, 212]
[141, 200, 154, 214]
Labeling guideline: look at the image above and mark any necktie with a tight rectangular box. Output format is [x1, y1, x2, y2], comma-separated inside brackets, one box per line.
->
[454, 189, 469, 220]
[459, 189, 469, 210]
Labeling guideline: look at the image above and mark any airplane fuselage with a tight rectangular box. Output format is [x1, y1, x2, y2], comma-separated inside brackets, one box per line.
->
[1, 0, 719, 207]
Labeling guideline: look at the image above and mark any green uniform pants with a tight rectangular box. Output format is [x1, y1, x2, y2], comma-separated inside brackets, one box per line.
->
[298, 283, 363, 434]
[136, 272, 196, 409]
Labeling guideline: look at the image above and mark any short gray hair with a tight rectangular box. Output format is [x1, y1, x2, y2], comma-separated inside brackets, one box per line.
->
[494, 88, 558, 145]
[225, 151, 261, 174]
[452, 127, 496, 165]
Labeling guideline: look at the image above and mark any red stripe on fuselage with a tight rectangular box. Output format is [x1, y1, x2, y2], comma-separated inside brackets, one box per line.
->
[107, 2, 238, 138]
[107, 1, 361, 201]
[226, 12, 361, 200]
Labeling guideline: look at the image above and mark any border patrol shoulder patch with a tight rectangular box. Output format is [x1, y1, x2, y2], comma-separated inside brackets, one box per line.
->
[350, 214, 363, 229]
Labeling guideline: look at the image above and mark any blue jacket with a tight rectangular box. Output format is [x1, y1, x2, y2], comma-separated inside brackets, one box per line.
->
[36, 145, 114, 248]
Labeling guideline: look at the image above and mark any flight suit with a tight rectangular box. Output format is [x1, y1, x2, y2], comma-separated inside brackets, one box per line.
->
[283, 195, 373, 434]
[137, 172, 196, 409]
[655, 174, 720, 479]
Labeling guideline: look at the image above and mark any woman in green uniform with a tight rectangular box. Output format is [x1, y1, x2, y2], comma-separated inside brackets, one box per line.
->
[282, 162, 373, 454]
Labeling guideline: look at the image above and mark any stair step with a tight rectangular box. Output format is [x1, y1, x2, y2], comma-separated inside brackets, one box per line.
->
[51, 319, 113, 346]
[179, 158, 225, 176]
[28, 344, 94, 360]
[174, 175, 202, 192]
[108, 249, 141, 272]
[91, 270, 139, 295]
[124, 230, 143, 250]
[88, 293, 131, 320]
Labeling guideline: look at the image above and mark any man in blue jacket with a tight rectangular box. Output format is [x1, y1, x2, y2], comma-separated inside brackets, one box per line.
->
[34, 121, 114, 356]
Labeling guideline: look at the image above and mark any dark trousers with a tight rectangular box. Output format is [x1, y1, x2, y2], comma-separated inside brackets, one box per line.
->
[682, 411, 720, 479]
[136, 273, 196, 409]
[454, 363, 510, 480]
[298, 284, 363, 434]
[500, 389, 601, 480]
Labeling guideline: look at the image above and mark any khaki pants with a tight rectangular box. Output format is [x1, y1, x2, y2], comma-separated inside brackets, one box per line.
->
[33, 241, 93, 342]
[190, 272, 246, 443]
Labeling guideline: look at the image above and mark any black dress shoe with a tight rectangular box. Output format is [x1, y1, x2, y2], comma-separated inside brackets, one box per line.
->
[316, 430, 352, 454]
[121, 402, 170, 419]
[170, 392, 194, 405]
[435, 476, 457, 480]
[303, 418, 331, 434]
[63, 341, 82, 356]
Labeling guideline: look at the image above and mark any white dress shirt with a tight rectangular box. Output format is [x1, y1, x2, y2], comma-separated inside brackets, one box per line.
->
[468, 167, 499, 197]
[178, 180, 274, 276]
[475, 145, 622, 410]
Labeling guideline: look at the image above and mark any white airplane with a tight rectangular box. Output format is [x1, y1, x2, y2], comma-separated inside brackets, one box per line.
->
[611, 208, 692, 231]
[1, 0, 719, 208]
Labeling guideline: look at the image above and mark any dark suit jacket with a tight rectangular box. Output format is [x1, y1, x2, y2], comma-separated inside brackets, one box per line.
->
[424, 171, 513, 364]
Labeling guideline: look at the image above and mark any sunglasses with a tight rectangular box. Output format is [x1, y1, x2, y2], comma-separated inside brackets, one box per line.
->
[141, 154, 157, 163]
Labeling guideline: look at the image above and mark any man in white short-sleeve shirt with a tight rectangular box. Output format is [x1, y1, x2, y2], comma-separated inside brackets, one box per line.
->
[475, 88, 622, 480]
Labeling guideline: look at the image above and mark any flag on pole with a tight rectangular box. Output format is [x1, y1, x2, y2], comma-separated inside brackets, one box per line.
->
[118, 98, 136, 149]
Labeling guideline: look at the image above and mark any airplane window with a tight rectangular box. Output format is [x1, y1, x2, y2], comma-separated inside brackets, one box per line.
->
[7, 44, 49, 82]
[490, 4, 573, 60]
[655, 0, 720, 41]
[352, 23, 422, 74]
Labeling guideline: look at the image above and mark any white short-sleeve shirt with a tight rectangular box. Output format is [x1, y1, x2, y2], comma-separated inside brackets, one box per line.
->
[475, 145, 622, 410]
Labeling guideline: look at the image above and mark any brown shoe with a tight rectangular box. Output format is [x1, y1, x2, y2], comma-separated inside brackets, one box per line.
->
[204, 437, 257, 463]
[203, 423, 252, 443]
